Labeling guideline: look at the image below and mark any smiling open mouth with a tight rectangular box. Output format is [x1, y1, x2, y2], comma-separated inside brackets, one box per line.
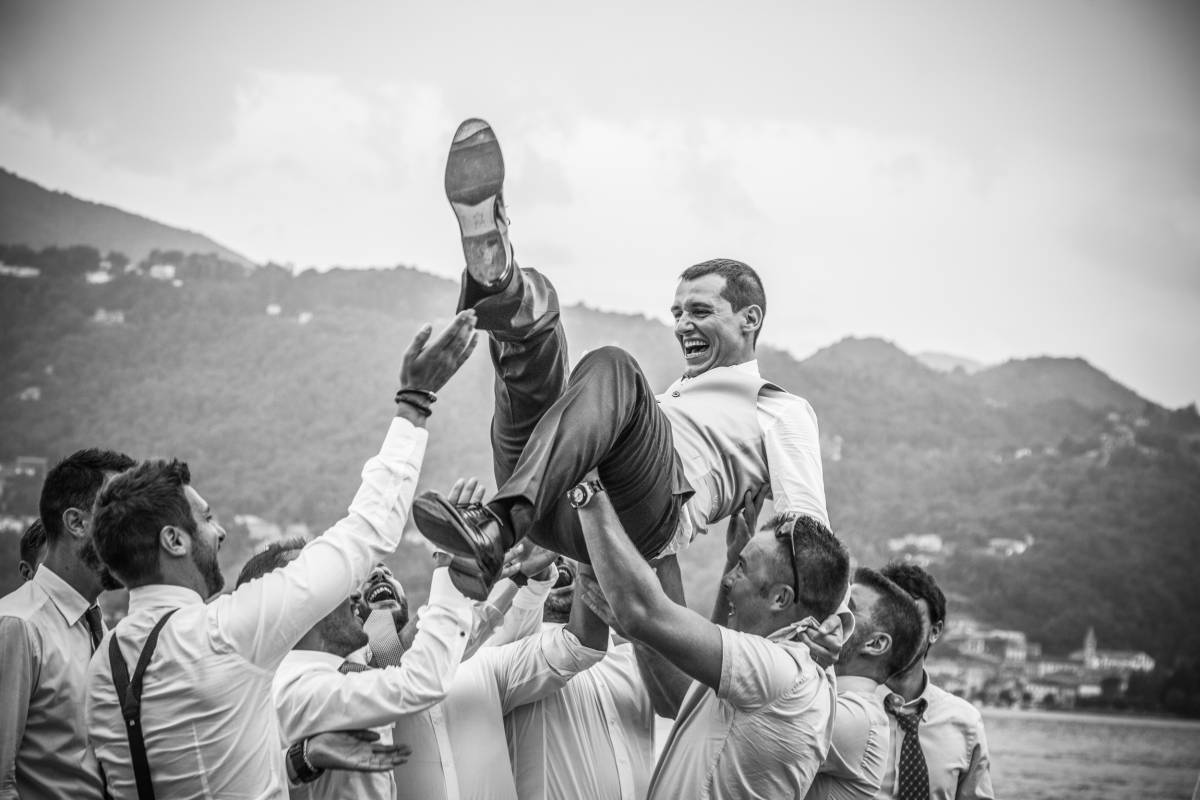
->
[365, 582, 399, 605]
[682, 338, 710, 358]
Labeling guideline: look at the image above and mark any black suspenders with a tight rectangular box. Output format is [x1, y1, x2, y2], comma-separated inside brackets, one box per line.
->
[108, 608, 180, 800]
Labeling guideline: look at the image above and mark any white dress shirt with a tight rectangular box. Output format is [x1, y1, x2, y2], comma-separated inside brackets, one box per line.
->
[877, 674, 995, 800]
[0, 566, 106, 800]
[648, 625, 836, 800]
[274, 567, 474, 800]
[806, 676, 890, 800]
[392, 624, 605, 800]
[663, 360, 829, 554]
[506, 633, 655, 800]
[86, 417, 429, 800]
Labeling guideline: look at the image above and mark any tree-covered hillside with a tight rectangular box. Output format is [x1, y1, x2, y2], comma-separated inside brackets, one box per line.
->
[2, 263, 1197, 666]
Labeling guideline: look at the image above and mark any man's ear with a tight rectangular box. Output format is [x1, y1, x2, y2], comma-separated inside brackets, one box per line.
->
[741, 305, 763, 336]
[769, 582, 792, 611]
[18, 561, 35, 581]
[62, 507, 89, 539]
[160, 526, 190, 557]
[929, 620, 944, 646]
[864, 631, 892, 658]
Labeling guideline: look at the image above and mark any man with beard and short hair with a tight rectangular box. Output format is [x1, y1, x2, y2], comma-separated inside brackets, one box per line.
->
[238, 539, 473, 800]
[0, 447, 135, 800]
[806, 567, 922, 800]
[17, 519, 49, 583]
[83, 314, 478, 799]
[878, 562, 995, 800]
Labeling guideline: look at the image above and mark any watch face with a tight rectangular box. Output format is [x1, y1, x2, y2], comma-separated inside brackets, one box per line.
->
[568, 486, 586, 507]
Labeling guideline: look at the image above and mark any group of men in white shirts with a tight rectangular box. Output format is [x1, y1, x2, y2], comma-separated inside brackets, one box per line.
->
[0, 118, 994, 800]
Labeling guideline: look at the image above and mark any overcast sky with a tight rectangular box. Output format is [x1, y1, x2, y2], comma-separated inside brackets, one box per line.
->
[2, 0, 1197, 406]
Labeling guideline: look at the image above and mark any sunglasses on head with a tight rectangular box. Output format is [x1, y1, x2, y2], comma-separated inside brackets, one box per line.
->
[774, 517, 801, 605]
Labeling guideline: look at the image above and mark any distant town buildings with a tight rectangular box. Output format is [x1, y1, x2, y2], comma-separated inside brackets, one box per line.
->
[92, 308, 126, 325]
[928, 619, 1155, 710]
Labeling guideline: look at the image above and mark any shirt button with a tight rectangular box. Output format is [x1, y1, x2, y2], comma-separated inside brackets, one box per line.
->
[671, 391, 680, 398]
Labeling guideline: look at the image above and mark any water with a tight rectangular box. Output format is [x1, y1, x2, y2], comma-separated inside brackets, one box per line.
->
[984, 708, 1200, 800]
[652, 707, 1200, 799]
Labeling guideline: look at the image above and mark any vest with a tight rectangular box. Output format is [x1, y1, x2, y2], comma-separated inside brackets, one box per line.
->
[657, 366, 780, 525]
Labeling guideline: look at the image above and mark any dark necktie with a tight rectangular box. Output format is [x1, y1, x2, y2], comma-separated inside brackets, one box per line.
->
[339, 660, 369, 674]
[889, 696, 930, 800]
[83, 605, 105, 652]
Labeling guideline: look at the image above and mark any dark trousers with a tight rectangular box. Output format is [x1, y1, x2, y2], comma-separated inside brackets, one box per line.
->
[460, 267, 690, 563]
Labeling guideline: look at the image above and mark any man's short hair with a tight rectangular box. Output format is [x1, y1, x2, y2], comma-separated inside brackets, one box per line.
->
[880, 561, 947, 628]
[766, 514, 849, 621]
[853, 566, 924, 675]
[20, 519, 47, 563]
[92, 459, 194, 586]
[680, 258, 767, 342]
[236, 538, 307, 587]
[39, 448, 136, 543]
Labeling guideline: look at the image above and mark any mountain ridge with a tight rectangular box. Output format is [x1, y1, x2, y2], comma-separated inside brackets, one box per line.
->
[0, 168, 254, 268]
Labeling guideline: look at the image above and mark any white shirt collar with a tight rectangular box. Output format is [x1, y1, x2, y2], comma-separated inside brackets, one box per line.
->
[127, 583, 205, 615]
[33, 565, 90, 625]
[681, 359, 761, 382]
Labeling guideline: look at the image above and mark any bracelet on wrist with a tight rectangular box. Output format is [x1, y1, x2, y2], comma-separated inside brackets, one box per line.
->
[396, 397, 432, 417]
[395, 388, 437, 406]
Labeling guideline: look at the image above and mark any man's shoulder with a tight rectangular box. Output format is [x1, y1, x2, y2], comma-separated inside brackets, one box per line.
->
[0, 582, 50, 627]
[925, 681, 984, 726]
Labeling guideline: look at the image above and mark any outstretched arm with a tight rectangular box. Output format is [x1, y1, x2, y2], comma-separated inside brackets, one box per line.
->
[575, 490, 724, 691]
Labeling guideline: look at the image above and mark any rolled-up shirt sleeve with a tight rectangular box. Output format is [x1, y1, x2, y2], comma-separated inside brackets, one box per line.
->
[213, 417, 428, 669]
[0, 617, 35, 799]
[761, 393, 829, 530]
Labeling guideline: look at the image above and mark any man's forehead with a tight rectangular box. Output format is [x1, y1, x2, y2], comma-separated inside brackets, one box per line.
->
[673, 274, 729, 304]
[849, 583, 879, 614]
[184, 484, 208, 512]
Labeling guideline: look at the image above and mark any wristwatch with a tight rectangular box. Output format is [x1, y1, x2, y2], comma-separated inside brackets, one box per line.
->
[567, 479, 605, 509]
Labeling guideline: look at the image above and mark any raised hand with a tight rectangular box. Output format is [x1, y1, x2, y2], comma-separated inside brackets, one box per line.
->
[500, 539, 557, 581]
[796, 613, 844, 669]
[305, 730, 412, 772]
[726, 484, 769, 566]
[400, 310, 478, 393]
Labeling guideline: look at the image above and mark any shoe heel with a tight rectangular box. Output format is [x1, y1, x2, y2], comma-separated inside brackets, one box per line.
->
[448, 565, 491, 601]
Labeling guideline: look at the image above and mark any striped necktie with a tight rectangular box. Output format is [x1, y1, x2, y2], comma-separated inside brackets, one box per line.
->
[339, 660, 369, 674]
[889, 696, 930, 800]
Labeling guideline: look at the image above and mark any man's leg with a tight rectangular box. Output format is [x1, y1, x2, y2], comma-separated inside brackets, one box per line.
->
[494, 346, 690, 563]
[415, 346, 691, 567]
[446, 118, 570, 485]
[462, 266, 570, 486]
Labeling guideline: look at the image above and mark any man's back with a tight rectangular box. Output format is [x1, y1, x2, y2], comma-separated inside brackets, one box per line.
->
[506, 637, 655, 800]
[649, 628, 836, 800]
[0, 568, 105, 800]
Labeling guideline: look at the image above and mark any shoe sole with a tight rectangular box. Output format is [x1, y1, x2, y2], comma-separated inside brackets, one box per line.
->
[446, 557, 492, 601]
[445, 118, 508, 286]
[413, 493, 482, 558]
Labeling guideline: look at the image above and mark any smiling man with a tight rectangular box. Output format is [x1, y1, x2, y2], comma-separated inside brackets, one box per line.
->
[414, 118, 828, 597]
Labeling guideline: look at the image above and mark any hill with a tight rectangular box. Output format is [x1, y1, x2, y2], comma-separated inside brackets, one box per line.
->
[916, 351, 987, 374]
[1, 265, 1198, 670]
[969, 356, 1151, 414]
[0, 168, 253, 268]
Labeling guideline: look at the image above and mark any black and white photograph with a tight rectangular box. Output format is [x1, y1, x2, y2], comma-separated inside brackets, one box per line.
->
[1, 2, 1198, 799]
